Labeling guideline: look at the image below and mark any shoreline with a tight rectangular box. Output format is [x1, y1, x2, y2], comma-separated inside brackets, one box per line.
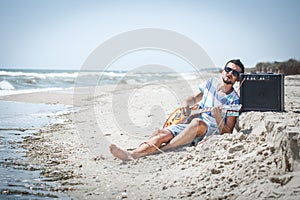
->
[1, 75, 300, 199]
[0, 100, 73, 199]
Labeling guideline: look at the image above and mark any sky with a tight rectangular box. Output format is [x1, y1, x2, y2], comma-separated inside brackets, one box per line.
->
[0, 0, 299, 71]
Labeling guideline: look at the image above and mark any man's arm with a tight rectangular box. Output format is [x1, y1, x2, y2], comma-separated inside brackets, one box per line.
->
[218, 116, 237, 134]
[181, 92, 203, 116]
[212, 107, 237, 134]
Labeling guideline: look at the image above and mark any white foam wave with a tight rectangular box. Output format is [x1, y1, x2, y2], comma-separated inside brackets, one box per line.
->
[100, 71, 126, 77]
[0, 71, 79, 79]
[0, 80, 15, 90]
[0, 87, 68, 96]
[0, 70, 127, 79]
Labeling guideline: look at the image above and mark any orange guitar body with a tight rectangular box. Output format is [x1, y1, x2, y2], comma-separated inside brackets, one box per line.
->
[163, 105, 199, 128]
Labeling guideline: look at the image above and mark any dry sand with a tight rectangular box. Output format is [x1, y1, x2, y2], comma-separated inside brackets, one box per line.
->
[1, 75, 300, 199]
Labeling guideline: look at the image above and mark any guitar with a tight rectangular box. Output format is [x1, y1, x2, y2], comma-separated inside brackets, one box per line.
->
[163, 104, 242, 128]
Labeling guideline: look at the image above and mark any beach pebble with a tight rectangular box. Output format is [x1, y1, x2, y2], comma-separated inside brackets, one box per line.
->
[211, 168, 221, 174]
[121, 192, 127, 199]
[228, 143, 244, 153]
[2, 190, 9, 194]
[269, 175, 293, 185]
[238, 133, 247, 141]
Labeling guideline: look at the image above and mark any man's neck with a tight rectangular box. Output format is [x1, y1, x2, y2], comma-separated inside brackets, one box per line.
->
[219, 82, 234, 94]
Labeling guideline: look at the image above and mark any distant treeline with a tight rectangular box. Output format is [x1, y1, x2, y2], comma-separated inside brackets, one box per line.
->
[246, 59, 300, 75]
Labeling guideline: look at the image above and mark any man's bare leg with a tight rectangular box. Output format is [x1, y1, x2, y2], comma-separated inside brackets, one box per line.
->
[110, 129, 173, 161]
[109, 144, 134, 161]
[161, 119, 207, 151]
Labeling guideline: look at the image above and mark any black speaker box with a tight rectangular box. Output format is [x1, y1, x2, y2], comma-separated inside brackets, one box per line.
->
[240, 74, 284, 112]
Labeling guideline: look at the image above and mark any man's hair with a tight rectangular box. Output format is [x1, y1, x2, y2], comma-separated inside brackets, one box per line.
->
[225, 59, 245, 74]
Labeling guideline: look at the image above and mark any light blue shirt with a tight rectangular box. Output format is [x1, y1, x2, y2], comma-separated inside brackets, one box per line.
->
[198, 77, 240, 133]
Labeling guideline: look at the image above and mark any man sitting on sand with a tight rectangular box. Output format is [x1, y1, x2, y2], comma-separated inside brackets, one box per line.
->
[110, 59, 245, 161]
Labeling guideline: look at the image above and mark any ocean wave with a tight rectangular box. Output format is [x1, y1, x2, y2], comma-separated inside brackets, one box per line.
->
[0, 87, 68, 96]
[0, 69, 216, 95]
[100, 71, 126, 77]
[0, 80, 15, 90]
[0, 70, 79, 79]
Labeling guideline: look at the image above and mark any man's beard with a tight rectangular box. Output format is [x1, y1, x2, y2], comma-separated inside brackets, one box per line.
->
[222, 77, 233, 85]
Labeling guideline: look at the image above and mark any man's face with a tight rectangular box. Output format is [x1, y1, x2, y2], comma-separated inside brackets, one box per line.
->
[222, 62, 242, 85]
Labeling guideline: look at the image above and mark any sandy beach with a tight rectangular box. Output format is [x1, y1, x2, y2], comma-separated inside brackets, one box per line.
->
[1, 74, 300, 199]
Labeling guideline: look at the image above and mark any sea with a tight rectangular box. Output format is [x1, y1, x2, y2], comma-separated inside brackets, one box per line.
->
[0, 68, 210, 96]
[0, 68, 217, 199]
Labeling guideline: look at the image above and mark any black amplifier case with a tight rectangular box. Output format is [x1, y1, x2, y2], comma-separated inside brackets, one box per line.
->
[239, 74, 284, 112]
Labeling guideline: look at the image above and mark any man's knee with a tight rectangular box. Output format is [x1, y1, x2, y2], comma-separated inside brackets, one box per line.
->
[190, 118, 207, 136]
[155, 129, 173, 142]
[190, 118, 203, 127]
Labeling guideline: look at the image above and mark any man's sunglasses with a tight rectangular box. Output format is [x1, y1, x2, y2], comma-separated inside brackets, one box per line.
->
[224, 66, 240, 77]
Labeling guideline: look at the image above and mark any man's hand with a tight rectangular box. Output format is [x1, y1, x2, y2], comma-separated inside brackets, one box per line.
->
[181, 92, 203, 116]
[181, 103, 191, 116]
[211, 106, 222, 121]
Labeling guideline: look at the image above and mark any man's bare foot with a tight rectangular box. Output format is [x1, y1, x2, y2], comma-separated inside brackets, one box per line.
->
[109, 144, 134, 161]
